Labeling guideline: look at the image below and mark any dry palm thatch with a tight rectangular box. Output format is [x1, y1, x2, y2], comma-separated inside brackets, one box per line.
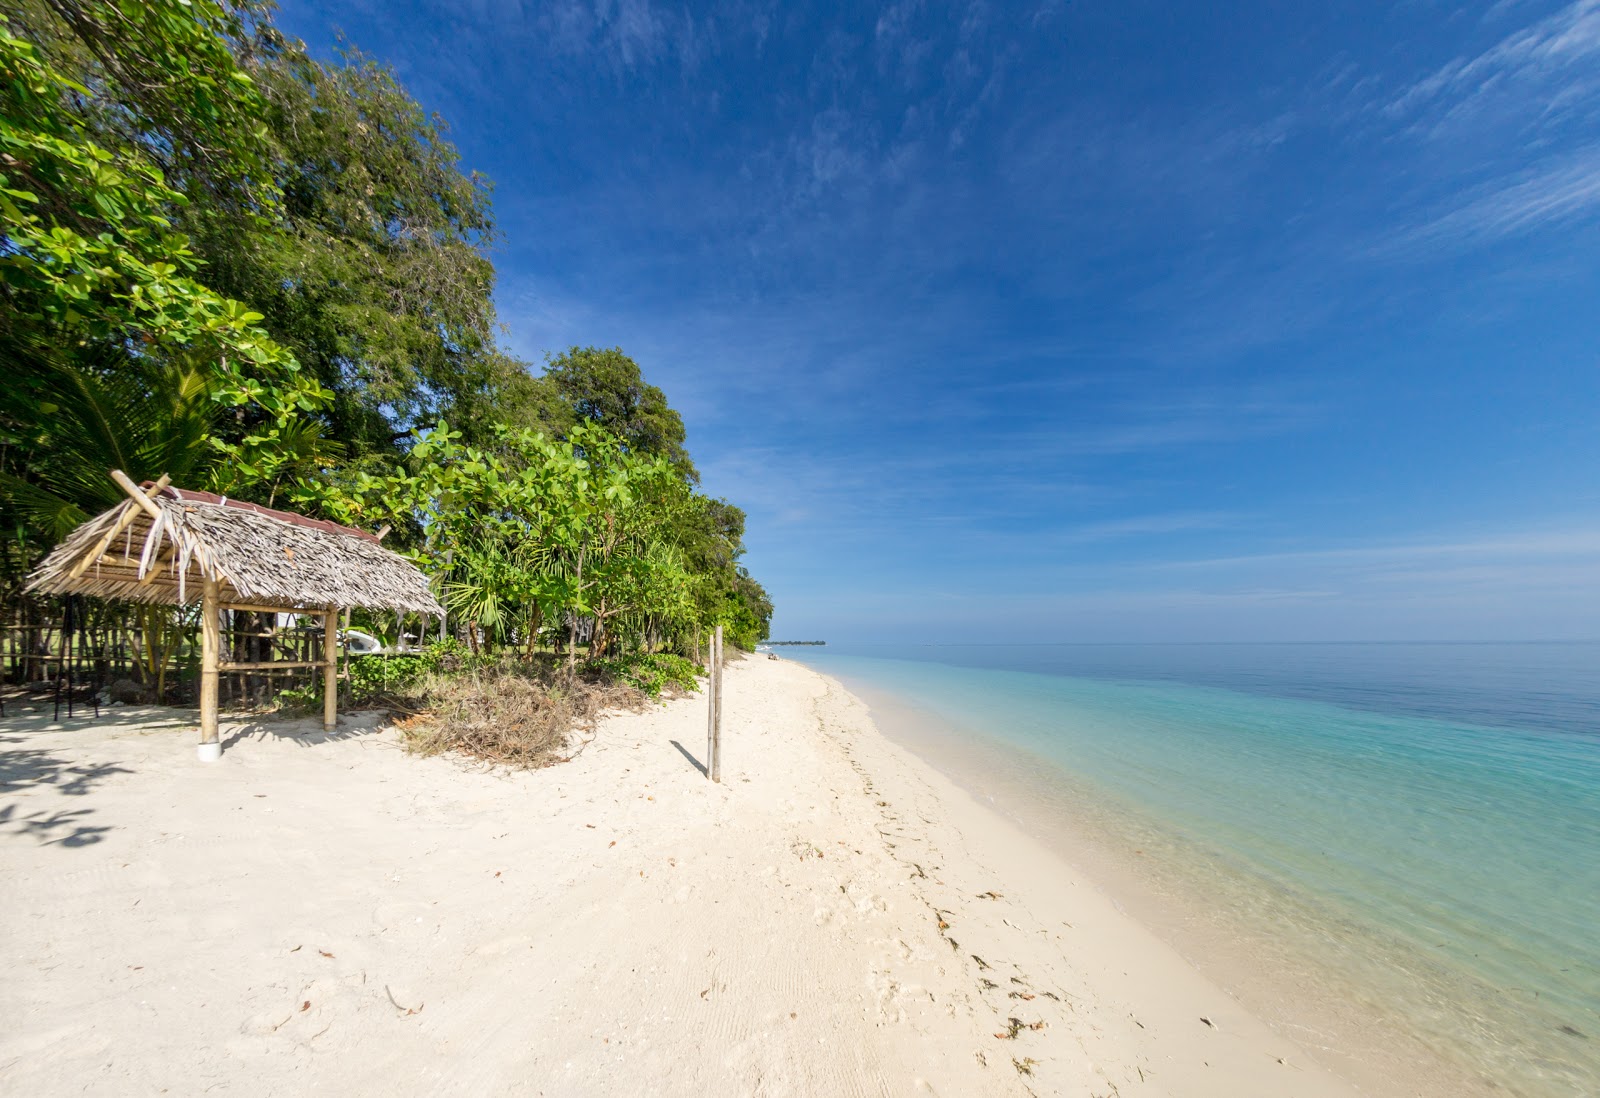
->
[27, 483, 442, 615]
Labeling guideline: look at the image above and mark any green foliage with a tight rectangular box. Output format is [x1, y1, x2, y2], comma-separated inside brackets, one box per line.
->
[720, 567, 775, 650]
[336, 638, 480, 707]
[0, 2, 775, 670]
[416, 636, 472, 674]
[307, 413, 770, 663]
[346, 653, 425, 703]
[535, 347, 697, 480]
[272, 681, 321, 716]
[0, 8, 328, 421]
[0, 1, 332, 569]
[590, 652, 703, 698]
[186, 30, 510, 454]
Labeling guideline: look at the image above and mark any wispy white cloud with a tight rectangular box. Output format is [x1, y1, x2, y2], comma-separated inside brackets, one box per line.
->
[521, 0, 710, 74]
[1384, 0, 1600, 135]
[873, 0, 932, 88]
[1400, 147, 1600, 247]
[1156, 526, 1600, 576]
[1039, 512, 1240, 546]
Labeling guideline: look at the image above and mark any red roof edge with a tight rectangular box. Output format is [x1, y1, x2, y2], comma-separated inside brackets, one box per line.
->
[142, 483, 385, 545]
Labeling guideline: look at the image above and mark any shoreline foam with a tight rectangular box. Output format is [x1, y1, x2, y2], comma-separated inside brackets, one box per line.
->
[3, 655, 1365, 1095]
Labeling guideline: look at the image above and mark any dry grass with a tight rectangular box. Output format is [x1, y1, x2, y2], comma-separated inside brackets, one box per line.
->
[393, 657, 651, 769]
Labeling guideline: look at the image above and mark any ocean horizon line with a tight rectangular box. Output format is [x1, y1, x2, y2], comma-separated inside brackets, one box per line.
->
[819, 637, 1600, 648]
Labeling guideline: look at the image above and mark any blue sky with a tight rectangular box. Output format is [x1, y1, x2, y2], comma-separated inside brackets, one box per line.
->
[276, 0, 1600, 642]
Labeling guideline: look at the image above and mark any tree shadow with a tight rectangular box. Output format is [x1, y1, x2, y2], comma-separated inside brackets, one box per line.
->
[0, 699, 193, 731]
[0, 748, 133, 796]
[0, 803, 113, 847]
[0, 743, 132, 850]
[669, 739, 708, 777]
[220, 710, 389, 750]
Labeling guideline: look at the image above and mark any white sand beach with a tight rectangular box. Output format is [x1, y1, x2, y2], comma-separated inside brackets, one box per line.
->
[0, 655, 1366, 1097]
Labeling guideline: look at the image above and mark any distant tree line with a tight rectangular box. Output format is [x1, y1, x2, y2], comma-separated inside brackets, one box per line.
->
[0, 0, 771, 659]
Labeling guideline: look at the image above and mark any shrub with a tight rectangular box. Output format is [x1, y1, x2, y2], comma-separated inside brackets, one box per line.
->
[417, 636, 473, 675]
[346, 653, 425, 703]
[590, 651, 703, 698]
[397, 656, 650, 768]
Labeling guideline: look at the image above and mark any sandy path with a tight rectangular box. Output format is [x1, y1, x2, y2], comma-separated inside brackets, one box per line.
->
[0, 656, 1363, 1096]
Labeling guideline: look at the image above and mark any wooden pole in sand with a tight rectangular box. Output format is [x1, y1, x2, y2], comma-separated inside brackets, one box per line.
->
[705, 629, 714, 778]
[710, 625, 724, 783]
[198, 575, 221, 761]
[322, 610, 338, 732]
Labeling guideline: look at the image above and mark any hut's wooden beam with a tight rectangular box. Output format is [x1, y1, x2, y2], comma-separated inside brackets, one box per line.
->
[221, 601, 331, 615]
[199, 575, 221, 761]
[219, 660, 327, 671]
[110, 469, 164, 519]
[323, 610, 338, 733]
[67, 473, 170, 581]
[137, 550, 173, 585]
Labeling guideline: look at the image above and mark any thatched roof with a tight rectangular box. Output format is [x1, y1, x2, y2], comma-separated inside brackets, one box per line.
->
[27, 484, 443, 615]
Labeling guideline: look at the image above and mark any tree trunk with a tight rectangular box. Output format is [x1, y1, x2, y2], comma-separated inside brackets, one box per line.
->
[524, 603, 541, 660]
[567, 553, 583, 680]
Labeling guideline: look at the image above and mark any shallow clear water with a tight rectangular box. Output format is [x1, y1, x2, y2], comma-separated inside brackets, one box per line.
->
[783, 643, 1600, 1096]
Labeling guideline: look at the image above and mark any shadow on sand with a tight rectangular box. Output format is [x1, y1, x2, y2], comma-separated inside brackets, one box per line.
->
[221, 711, 388, 751]
[0, 706, 389, 850]
[669, 738, 708, 777]
[0, 730, 133, 849]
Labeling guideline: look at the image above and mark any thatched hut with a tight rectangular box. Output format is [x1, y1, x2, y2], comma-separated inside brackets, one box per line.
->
[27, 471, 442, 760]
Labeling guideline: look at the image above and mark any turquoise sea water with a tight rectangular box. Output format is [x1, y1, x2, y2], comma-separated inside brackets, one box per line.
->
[782, 643, 1600, 1097]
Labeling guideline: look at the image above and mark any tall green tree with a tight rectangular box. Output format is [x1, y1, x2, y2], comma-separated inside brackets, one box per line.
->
[185, 27, 516, 455]
[0, 6, 326, 423]
[536, 347, 698, 481]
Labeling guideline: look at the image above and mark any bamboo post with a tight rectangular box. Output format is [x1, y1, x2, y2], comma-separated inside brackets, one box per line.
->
[341, 607, 351, 706]
[710, 625, 724, 783]
[323, 610, 338, 732]
[710, 633, 716, 777]
[198, 576, 221, 761]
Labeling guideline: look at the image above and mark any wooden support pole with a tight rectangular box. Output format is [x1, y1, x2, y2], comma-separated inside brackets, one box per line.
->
[199, 575, 221, 761]
[710, 633, 716, 777]
[323, 611, 338, 732]
[340, 608, 351, 707]
[710, 625, 724, 783]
